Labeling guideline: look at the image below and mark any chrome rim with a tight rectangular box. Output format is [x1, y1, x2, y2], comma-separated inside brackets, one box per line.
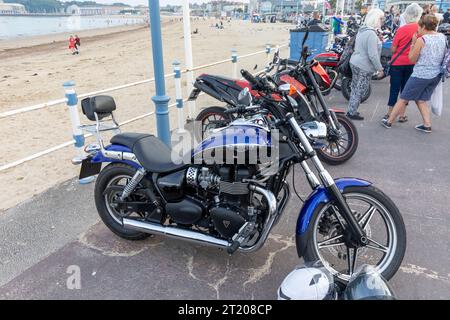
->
[104, 175, 146, 225]
[312, 193, 397, 282]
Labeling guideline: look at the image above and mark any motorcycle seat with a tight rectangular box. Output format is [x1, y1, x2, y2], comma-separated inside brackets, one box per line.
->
[110, 133, 186, 173]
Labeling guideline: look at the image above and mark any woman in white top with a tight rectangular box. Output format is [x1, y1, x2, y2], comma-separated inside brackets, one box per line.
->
[382, 14, 447, 133]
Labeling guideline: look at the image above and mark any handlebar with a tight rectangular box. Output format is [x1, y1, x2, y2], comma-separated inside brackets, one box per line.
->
[224, 104, 261, 114]
[240, 69, 259, 86]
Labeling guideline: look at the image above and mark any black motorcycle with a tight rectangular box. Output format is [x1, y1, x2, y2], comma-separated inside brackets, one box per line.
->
[78, 86, 406, 282]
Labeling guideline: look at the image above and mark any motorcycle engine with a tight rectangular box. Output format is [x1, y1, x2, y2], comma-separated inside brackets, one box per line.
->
[209, 204, 248, 239]
[186, 165, 259, 240]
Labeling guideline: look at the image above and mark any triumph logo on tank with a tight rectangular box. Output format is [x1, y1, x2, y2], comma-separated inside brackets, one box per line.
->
[170, 121, 280, 176]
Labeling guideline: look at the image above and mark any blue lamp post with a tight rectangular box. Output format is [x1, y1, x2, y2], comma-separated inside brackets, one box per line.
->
[148, 0, 171, 146]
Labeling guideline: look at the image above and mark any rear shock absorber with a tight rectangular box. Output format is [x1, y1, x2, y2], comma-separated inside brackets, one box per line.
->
[120, 169, 146, 201]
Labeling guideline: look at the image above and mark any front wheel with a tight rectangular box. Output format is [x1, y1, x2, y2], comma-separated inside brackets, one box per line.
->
[317, 113, 359, 165]
[300, 185, 406, 282]
[341, 77, 371, 103]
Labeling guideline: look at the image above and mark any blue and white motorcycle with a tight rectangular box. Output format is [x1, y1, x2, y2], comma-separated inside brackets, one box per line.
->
[77, 88, 406, 282]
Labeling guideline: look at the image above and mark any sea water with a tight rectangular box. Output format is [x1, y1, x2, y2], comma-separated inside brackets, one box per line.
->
[0, 15, 147, 39]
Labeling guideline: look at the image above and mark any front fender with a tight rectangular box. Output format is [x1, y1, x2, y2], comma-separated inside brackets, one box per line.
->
[295, 178, 371, 257]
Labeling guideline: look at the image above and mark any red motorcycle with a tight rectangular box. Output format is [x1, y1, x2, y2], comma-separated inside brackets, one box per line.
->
[279, 34, 371, 103]
[192, 33, 358, 165]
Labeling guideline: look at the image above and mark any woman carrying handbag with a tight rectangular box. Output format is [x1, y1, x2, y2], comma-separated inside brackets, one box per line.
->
[383, 3, 423, 123]
[382, 14, 447, 133]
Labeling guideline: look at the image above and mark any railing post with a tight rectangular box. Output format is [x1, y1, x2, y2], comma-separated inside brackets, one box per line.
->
[265, 44, 271, 71]
[63, 80, 94, 184]
[182, 0, 196, 119]
[173, 60, 185, 133]
[231, 49, 238, 78]
[148, 0, 171, 146]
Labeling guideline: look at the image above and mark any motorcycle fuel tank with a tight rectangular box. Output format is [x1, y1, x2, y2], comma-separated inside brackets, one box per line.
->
[192, 123, 274, 165]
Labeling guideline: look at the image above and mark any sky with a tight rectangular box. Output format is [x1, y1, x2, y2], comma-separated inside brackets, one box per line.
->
[85, 0, 249, 7]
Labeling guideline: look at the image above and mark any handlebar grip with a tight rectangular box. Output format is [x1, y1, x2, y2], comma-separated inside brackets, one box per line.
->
[224, 106, 245, 114]
[240, 69, 258, 85]
[224, 108, 238, 114]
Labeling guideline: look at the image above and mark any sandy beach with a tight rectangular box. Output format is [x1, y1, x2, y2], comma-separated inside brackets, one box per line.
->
[0, 18, 291, 211]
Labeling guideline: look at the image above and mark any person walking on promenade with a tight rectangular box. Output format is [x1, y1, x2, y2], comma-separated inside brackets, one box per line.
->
[383, 3, 423, 122]
[308, 11, 322, 26]
[443, 8, 450, 24]
[69, 35, 76, 55]
[74, 35, 80, 54]
[332, 14, 344, 36]
[346, 8, 385, 120]
[382, 14, 447, 133]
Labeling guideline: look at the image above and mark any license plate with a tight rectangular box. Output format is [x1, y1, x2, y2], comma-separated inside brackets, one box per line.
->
[79, 159, 101, 179]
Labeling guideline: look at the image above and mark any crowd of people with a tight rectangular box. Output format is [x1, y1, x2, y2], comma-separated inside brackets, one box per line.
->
[344, 4, 447, 134]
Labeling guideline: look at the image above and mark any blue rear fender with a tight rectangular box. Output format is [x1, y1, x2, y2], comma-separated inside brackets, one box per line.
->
[91, 144, 142, 170]
[295, 178, 371, 257]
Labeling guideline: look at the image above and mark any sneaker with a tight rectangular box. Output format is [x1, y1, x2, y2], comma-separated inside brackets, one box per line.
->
[346, 113, 364, 120]
[381, 119, 392, 129]
[415, 124, 432, 133]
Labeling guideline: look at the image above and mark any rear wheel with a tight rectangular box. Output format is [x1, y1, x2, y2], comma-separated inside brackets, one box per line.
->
[194, 106, 232, 141]
[94, 163, 152, 240]
[317, 113, 358, 165]
[301, 185, 406, 282]
[341, 77, 371, 103]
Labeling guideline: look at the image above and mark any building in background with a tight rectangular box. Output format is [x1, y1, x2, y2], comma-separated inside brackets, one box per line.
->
[385, 1, 437, 12]
[0, 0, 27, 15]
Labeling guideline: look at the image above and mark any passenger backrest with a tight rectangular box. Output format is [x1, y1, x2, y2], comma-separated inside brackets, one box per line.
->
[81, 95, 116, 121]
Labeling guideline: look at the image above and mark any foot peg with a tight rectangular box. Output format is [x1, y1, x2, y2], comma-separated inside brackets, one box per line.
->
[227, 222, 255, 254]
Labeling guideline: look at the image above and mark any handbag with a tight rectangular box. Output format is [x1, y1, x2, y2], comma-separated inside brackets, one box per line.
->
[430, 80, 443, 116]
[384, 39, 413, 77]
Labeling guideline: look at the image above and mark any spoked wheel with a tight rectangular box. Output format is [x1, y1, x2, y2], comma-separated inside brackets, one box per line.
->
[104, 175, 148, 224]
[194, 106, 232, 141]
[94, 163, 153, 240]
[302, 186, 406, 282]
[317, 113, 359, 165]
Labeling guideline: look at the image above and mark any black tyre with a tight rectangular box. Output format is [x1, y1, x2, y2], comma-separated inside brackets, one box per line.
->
[94, 163, 151, 240]
[299, 185, 406, 282]
[341, 77, 371, 103]
[194, 106, 232, 141]
[317, 113, 359, 165]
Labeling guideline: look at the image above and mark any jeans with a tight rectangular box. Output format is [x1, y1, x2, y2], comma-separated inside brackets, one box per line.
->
[387, 65, 414, 107]
[348, 64, 373, 115]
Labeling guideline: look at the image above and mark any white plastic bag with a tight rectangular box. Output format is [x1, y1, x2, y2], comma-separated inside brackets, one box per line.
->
[430, 80, 443, 116]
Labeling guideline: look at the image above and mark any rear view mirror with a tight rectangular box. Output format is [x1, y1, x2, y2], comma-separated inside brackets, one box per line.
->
[237, 87, 252, 106]
[272, 48, 280, 64]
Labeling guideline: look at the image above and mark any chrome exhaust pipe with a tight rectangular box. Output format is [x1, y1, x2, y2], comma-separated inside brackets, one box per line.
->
[122, 218, 230, 248]
[122, 186, 278, 253]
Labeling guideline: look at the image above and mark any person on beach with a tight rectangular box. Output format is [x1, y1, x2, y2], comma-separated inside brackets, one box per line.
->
[69, 35, 76, 55]
[346, 8, 385, 120]
[74, 35, 80, 54]
[382, 14, 447, 133]
[383, 3, 423, 122]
